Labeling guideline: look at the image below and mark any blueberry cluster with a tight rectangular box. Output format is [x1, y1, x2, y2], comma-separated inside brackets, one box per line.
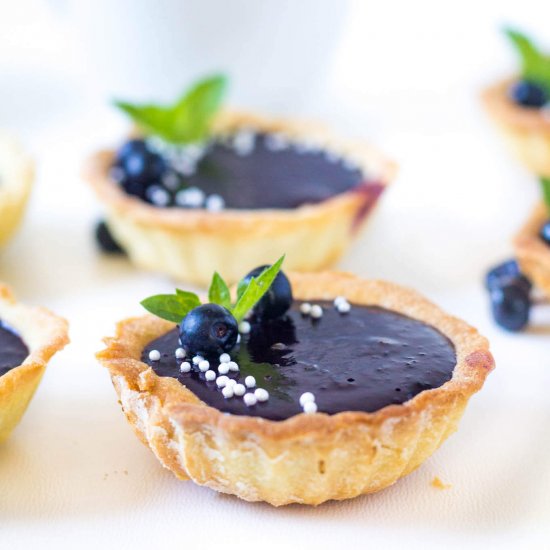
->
[509, 80, 548, 109]
[485, 260, 532, 331]
[110, 138, 225, 210]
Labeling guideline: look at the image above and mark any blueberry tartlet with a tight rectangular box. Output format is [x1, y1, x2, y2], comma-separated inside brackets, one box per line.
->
[0, 284, 69, 442]
[97, 263, 494, 506]
[84, 76, 396, 285]
[0, 133, 34, 248]
[482, 29, 550, 176]
[514, 201, 550, 298]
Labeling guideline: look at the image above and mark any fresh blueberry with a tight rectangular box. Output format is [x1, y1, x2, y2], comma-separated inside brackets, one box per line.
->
[490, 282, 531, 332]
[540, 220, 550, 245]
[95, 220, 125, 254]
[179, 304, 238, 357]
[485, 259, 532, 293]
[509, 80, 547, 108]
[242, 265, 293, 320]
[112, 139, 166, 198]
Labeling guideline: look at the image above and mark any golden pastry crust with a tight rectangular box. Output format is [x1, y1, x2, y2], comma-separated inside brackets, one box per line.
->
[97, 272, 494, 506]
[482, 78, 550, 176]
[0, 133, 34, 247]
[0, 284, 69, 443]
[514, 202, 550, 296]
[84, 110, 397, 285]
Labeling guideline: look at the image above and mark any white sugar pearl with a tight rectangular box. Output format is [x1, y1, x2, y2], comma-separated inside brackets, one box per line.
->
[243, 393, 257, 407]
[205, 194, 225, 212]
[265, 133, 288, 152]
[218, 363, 230, 375]
[226, 378, 237, 387]
[198, 360, 210, 372]
[180, 361, 191, 373]
[205, 370, 216, 381]
[299, 392, 315, 406]
[219, 353, 231, 363]
[233, 383, 246, 396]
[236, 334, 241, 344]
[254, 388, 269, 402]
[192, 355, 203, 365]
[239, 321, 251, 334]
[162, 171, 180, 191]
[146, 186, 171, 207]
[300, 302, 312, 315]
[175, 187, 204, 208]
[175, 348, 186, 359]
[233, 130, 255, 156]
[222, 385, 234, 399]
[216, 376, 229, 388]
[245, 376, 256, 388]
[148, 350, 161, 361]
[310, 305, 323, 319]
[228, 361, 239, 372]
[303, 401, 318, 414]
[337, 301, 351, 314]
[334, 296, 347, 307]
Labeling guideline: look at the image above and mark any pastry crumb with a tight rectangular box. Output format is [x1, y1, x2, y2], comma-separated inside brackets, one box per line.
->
[431, 476, 452, 490]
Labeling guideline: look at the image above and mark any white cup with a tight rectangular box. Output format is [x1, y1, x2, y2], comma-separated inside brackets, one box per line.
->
[52, 0, 350, 111]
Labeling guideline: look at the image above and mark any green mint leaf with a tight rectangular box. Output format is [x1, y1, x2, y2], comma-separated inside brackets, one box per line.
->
[171, 74, 227, 143]
[231, 255, 285, 322]
[541, 177, 550, 211]
[113, 74, 227, 144]
[504, 28, 550, 92]
[141, 292, 200, 323]
[208, 272, 231, 309]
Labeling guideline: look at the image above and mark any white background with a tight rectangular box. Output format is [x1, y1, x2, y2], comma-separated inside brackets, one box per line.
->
[0, 1, 549, 548]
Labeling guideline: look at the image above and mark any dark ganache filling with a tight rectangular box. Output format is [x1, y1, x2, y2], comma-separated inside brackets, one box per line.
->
[112, 132, 384, 210]
[0, 320, 29, 377]
[142, 301, 456, 421]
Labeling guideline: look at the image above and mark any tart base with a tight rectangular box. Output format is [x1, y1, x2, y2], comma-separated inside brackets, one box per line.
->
[514, 202, 550, 297]
[0, 133, 34, 248]
[85, 110, 396, 286]
[482, 78, 550, 177]
[97, 272, 494, 506]
[0, 285, 69, 443]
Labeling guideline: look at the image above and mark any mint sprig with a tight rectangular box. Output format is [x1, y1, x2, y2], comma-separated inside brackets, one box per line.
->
[140, 255, 285, 324]
[114, 74, 227, 144]
[504, 28, 550, 93]
[541, 178, 550, 211]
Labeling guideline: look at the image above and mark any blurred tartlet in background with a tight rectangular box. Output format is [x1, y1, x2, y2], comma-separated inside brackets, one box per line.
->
[85, 76, 396, 285]
[482, 28, 550, 177]
[0, 133, 33, 248]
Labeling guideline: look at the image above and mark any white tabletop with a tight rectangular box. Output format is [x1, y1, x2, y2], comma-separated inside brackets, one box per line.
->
[1, 1, 550, 548]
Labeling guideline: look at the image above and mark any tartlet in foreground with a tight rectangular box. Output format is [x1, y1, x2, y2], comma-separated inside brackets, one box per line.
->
[98, 270, 494, 506]
[0, 284, 69, 442]
[85, 76, 396, 285]
[0, 133, 34, 248]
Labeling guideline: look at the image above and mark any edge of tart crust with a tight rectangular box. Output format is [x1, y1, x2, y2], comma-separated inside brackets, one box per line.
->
[0, 133, 34, 247]
[481, 77, 550, 177]
[0, 283, 69, 443]
[83, 110, 398, 285]
[514, 202, 550, 297]
[97, 271, 494, 506]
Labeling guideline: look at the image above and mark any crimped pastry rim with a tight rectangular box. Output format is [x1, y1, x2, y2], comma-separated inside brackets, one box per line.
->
[0, 284, 69, 413]
[83, 109, 398, 230]
[481, 77, 550, 133]
[97, 271, 494, 440]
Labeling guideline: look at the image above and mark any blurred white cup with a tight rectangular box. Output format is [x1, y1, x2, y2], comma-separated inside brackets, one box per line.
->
[50, 0, 350, 111]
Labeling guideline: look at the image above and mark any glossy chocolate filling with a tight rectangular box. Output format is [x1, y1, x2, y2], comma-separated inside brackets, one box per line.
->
[142, 301, 456, 421]
[0, 321, 29, 377]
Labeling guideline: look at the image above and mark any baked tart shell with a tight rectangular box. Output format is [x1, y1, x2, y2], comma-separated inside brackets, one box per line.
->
[482, 78, 550, 177]
[97, 272, 494, 506]
[0, 133, 34, 247]
[514, 202, 550, 297]
[84, 111, 397, 286]
[0, 284, 69, 443]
